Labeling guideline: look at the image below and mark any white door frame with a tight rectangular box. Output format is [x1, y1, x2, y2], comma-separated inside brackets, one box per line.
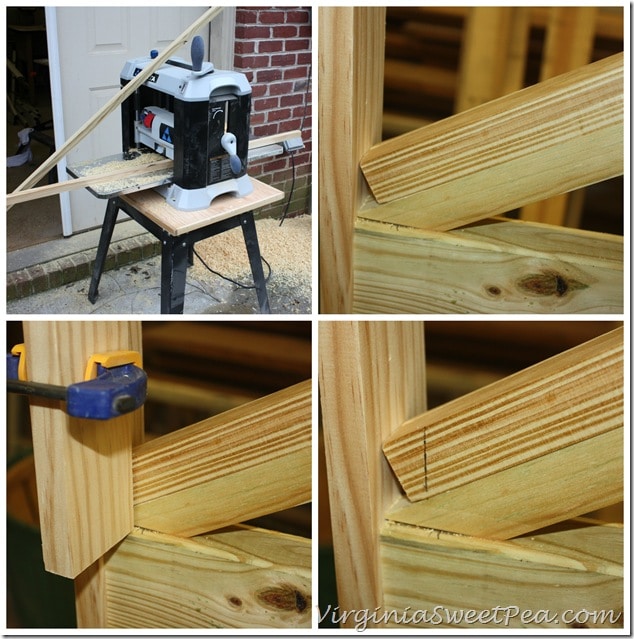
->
[44, 7, 73, 236]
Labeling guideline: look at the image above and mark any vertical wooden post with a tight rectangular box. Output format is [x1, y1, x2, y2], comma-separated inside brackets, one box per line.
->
[455, 7, 530, 112]
[23, 321, 144, 579]
[318, 7, 385, 313]
[319, 321, 426, 626]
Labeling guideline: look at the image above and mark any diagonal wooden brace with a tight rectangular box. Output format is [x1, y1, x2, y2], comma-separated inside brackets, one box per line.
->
[384, 326, 623, 539]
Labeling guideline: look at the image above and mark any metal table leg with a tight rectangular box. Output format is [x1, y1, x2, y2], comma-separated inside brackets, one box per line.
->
[240, 212, 271, 314]
[161, 234, 190, 314]
[88, 197, 120, 304]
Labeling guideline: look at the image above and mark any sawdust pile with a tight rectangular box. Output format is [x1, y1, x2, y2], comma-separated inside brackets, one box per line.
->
[190, 214, 312, 303]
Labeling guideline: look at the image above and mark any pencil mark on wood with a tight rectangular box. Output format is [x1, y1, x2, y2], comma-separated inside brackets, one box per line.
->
[423, 427, 428, 492]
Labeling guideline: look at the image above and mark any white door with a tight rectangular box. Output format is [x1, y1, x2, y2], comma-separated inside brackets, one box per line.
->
[48, 7, 233, 234]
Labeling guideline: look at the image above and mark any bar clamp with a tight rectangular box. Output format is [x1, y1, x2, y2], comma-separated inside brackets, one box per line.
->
[7, 346, 147, 420]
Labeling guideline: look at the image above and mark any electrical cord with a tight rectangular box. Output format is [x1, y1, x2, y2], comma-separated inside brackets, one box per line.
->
[192, 245, 272, 289]
[279, 60, 312, 227]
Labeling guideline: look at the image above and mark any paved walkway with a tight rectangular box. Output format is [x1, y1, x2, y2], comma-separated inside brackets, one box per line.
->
[7, 217, 312, 315]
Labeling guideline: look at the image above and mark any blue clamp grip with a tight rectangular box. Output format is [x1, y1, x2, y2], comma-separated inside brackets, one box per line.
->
[7, 351, 20, 380]
[7, 348, 147, 421]
[67, 362, 147, 420]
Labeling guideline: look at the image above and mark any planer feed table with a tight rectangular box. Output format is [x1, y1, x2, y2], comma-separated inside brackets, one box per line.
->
[66, 151, 173, 199]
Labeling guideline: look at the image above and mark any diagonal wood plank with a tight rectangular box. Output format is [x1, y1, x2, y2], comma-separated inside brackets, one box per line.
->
[383, 326, 623, 502]
[385, 426, 623, 540]
[359, 53, 623, 232]
[132, 380, 311, 536]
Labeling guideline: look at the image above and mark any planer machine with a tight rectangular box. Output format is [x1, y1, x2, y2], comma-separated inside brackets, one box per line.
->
[120, 35, 253, 211]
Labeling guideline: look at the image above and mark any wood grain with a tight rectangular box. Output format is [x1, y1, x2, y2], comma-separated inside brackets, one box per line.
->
[383, 326, 623, 504]
[104, 526, 311, 628]
[353, 217, 623, 314]
[359, 53, 623, 231]
[133, 380, 311, 536]
[381, 519, 623, 628]
[23, 321, 144, 578]
[318, 7, 385, 313]
[119, 178, 284, 236]
[386, 425, 622, 539]
[319, 321, 426, 626]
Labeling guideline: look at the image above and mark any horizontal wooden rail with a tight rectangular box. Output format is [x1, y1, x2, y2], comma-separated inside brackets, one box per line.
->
[359, 52, 623, 231]
[132, 380, 311, 536]
[381, 518, 623, 628]
[104, 526, 311, 628]
[353, 217, 623, 314]
[384, 326, 623, 501]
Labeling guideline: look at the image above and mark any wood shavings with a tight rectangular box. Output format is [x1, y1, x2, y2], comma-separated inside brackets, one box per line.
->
[190, 215, 312, 295]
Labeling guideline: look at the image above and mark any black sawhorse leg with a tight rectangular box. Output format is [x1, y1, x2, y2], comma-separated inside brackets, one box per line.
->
[89, 198, 271, 314]
[240, 212, 271, 314]
[88, 197, 119, 304]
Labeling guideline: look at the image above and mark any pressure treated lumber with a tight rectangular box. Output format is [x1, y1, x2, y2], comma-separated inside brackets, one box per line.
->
[380, 519, 623, 628]
[22, 321, 144, 578]
[384, 326, 623, 503]
[10, 7, 222, 199]
[319, 7, 385, 313]
[353, 217, 623, 314]
[359, 53, 623, 231]
[132, 380, 311, 536]
[386, 426, 622, 540]
[319, 322, 426, 626]
[104, 526, 311, 628]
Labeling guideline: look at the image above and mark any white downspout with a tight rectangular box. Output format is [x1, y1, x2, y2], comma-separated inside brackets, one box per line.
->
[44, 7, 73, 236]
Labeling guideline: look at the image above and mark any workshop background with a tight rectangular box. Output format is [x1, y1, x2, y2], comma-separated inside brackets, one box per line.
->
[380, 6, 623, 236]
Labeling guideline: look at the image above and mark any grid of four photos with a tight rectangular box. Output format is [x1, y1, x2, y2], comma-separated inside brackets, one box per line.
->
[4, 4, 629, 634]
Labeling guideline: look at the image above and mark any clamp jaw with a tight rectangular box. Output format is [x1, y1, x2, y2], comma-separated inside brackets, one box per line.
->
[7, 346, 147, 420]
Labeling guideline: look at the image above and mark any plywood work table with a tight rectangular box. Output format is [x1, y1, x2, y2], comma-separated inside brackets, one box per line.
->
[87, 179, 284, 314]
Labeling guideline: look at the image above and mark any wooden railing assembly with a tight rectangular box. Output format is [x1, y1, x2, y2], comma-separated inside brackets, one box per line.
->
[319, 7, 624, 314]
[319, 321, 624, 629]
[21, 321, 312, 629]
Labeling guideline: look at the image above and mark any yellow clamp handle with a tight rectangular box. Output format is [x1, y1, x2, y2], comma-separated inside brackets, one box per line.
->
[84, 350, 143, 381]
[10, 344, 28, 381]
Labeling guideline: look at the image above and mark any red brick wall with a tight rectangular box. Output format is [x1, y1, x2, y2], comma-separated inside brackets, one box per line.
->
[234, 7, 312, 219]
